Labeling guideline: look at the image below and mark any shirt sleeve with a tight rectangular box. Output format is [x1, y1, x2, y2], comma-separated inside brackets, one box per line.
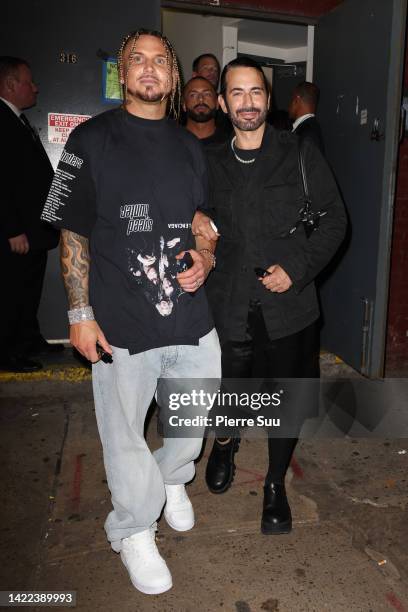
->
[41, 127, 97, 238]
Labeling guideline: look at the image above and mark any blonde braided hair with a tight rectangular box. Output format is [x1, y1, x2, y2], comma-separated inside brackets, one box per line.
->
[117, 28, 181, 120]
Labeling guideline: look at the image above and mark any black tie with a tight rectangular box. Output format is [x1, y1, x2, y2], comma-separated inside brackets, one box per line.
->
[20, 113, 39, 141]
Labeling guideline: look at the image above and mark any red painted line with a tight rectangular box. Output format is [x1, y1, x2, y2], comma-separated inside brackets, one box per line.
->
[386, 592, 407, 612]
[235, 465, 264, 479]
[290, 456, 304, 479]
[235, 478, 264, 486]
[71, 454, 83, 510]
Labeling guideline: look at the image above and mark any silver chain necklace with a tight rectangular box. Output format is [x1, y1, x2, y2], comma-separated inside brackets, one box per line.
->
[231, 136, 256, 164]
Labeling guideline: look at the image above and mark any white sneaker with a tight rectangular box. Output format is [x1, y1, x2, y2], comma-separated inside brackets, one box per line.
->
[120, 528, 172, 595]
[164, 484, 195, 531]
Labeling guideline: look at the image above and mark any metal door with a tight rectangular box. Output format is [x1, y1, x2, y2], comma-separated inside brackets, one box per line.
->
[1, 0, 160, 339]
[315, 0, 406, 376]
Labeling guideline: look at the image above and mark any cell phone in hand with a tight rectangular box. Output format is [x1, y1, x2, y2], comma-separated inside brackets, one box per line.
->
[254, 267, 270, 278]
[96, 342, 113, 364]
[178, 252, 194, 273]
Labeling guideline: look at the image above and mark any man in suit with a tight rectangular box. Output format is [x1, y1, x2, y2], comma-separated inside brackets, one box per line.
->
[0, 56, 62, 372]
[288, 81, 325, 153]
[192, 57, 346, 534]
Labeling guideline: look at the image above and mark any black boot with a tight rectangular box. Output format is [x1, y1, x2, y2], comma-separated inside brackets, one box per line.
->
[205, 437, 240, 494]
[261, 483, 292, 535]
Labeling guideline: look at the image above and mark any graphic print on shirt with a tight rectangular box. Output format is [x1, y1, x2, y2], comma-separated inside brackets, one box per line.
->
[41, 149, 84, 224]
[120, 203, 153, 234]
[127, 235, 188, 318]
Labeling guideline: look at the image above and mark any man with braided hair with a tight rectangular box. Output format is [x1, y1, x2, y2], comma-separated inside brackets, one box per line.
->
[41, 30, 220, 595]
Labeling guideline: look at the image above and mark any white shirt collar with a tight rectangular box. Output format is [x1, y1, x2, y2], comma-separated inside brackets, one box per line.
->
[0, 97, 22, 117]
[292, 113, 315, 132]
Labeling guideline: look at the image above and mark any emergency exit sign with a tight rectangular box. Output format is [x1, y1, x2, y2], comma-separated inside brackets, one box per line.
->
[48, 112, 91, 145]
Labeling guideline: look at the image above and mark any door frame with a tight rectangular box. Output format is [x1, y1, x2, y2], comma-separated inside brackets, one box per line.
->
[370, 0, 407, 377]
[161, 1, 316, 25]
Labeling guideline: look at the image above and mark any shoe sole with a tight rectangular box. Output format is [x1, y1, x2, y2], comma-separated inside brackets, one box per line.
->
[164, 511, 194, 532]
[120, 552, 173, 594]
[261, 521, 292, 535]
[111, 541, 122, 553]
[207, 438, 240, 495]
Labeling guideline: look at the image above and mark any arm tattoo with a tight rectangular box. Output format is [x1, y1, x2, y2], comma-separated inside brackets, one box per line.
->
[60, 230, 90, 309]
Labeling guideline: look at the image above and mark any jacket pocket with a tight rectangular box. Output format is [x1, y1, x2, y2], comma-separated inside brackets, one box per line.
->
[262, 182, 303, 238]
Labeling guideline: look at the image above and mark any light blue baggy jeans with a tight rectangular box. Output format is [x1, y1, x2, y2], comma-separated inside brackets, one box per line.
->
[92, 329, 221, 546]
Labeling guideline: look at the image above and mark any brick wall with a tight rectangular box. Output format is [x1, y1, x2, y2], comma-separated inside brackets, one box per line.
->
[385, 44, 408, 375]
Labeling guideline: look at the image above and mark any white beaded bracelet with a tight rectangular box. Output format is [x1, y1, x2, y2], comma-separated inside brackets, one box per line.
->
[68, 305, 95, 325]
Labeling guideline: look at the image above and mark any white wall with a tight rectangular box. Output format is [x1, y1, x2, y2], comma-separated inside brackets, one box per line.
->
[162, 10, 224, 83]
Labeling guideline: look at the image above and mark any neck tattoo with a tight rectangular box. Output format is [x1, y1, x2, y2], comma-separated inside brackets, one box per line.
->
[231, 136, 256, 164]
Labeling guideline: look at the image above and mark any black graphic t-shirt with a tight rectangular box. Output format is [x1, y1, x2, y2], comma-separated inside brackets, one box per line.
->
[42, 108, 213, 354]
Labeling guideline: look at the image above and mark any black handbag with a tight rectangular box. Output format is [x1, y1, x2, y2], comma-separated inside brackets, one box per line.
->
[288, 143, 327, 238]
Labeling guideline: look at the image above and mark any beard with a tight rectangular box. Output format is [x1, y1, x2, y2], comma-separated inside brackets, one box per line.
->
[186, 106, 217, 123]
[226, 103, 267, 131]
[128, 84, 167, 104]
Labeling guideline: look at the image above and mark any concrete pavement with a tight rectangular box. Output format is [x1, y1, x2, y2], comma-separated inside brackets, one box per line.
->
[1, 353, 407, 612]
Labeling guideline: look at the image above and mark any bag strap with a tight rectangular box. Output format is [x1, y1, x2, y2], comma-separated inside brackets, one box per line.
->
[286, 139, 328, 238]
[298, 141, 312, 209]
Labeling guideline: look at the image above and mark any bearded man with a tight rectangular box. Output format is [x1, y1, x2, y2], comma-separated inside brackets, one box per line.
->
[183, 76, 226, 145]
[193, 57, 346, 535]
[41, 29, 220, 595]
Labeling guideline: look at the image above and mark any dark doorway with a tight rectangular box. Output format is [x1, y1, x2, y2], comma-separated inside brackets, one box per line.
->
[315, 0, 406, 377]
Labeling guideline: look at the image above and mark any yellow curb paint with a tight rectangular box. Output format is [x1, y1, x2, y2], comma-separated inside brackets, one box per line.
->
[0, 366, 91, 383]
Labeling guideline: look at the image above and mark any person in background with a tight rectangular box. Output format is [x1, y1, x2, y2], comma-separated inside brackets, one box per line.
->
[192, 53, 220, 90]
[288, 81, 325, 153]
[183, 76, 226, 145]
[0, 56, 62, 373]
[191, 53, 231, 137]
[268, 108, 292, 131]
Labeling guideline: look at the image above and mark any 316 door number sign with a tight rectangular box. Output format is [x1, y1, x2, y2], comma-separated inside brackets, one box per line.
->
[59, 52, 77, 63]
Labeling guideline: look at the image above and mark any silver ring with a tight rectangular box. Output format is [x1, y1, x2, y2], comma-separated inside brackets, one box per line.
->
[195, 280, 200, 288]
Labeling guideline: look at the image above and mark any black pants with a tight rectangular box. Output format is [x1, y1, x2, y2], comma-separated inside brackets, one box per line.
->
[0, 248, 47, 358]
[220, 300, 320, 484]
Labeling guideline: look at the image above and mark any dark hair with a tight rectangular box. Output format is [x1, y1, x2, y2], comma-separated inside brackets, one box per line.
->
[192, 53, 220, 74]
[220, 56, 269, 97]
[182, 75, 216, 97]
[0, 56, 29, 84]
[293, 81, 320, 107]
